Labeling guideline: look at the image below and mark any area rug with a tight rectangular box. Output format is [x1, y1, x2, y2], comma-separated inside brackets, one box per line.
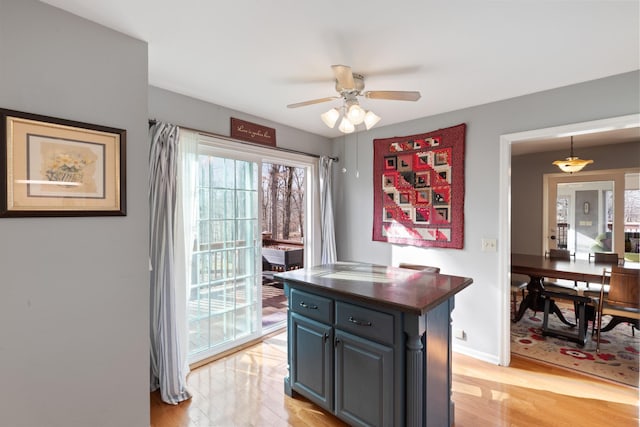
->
[511, 305, 639, 387]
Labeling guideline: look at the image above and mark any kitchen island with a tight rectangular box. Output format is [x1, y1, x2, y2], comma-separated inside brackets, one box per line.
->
[276, 262, 473, 427]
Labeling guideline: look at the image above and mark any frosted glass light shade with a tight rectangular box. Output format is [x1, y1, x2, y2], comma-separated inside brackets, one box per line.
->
[338, 117, 355, 133]
[364, 111, 381, 130]
[321, 102, 381, 133]
[347, 104, 366, 125]
[552, 157, 593, 173]
[320, 108, 340, 128]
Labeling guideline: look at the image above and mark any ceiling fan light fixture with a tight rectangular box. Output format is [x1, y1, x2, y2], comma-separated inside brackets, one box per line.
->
[364, 110, 381, 130]
[552, 136, 593, 173]
[338, 116, 355, 134]
[346, 103, 366, 125]
[320, 108, 340, 128]
[291, 65, 419, 134]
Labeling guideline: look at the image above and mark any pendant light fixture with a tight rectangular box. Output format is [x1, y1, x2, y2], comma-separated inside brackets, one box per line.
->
[552, 136, 593, 173]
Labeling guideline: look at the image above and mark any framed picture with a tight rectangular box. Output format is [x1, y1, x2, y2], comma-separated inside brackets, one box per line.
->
[0, 108, 126, 217]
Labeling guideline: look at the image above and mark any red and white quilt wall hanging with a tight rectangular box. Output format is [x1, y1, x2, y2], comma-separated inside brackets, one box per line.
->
[372, 123, 466, 249]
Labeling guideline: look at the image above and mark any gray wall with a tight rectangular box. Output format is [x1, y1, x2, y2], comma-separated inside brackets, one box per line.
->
[0, 1, 149, 426]
[149, 86, 332, 157]
[333, 71, 640, 361]
[512, 141, 640, 255]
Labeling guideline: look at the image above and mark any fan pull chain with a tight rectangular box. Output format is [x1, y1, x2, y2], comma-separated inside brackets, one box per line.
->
[355, 130, 359, 179]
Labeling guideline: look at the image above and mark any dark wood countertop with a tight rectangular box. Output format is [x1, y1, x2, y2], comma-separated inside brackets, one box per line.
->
[275, 262, 473, 315]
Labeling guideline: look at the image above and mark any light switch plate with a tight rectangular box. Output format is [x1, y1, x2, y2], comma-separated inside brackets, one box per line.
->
[481, 238, 497, 252]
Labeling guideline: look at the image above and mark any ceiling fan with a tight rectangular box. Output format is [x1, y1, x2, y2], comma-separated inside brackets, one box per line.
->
[287, 65, 421, 133]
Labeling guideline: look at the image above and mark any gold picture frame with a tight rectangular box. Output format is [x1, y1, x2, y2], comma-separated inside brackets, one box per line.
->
[0, 109, 126, 217]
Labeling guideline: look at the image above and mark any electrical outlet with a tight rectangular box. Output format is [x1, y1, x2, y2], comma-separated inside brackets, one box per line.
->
[454, 329, 466, 340]
[481, 238, 497, 252]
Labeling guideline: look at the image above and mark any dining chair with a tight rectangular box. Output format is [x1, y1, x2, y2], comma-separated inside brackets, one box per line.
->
[511, 274, 529, 321]
[589, 252, 623, 265]
[545, 248, 574, 261]
[398, 263, 441, 274]
[543, 249, 578, 291]
[584, 252, 623, 292]
[596, 266, 640, 352]
[577, 253, 623, 329]
[541, 248, 584, 321]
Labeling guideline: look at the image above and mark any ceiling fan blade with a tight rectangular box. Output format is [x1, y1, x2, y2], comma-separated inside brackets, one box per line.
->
[331, 65, 356, 90]
[286, 96, 339, 108]
[365, 91, 422, 101]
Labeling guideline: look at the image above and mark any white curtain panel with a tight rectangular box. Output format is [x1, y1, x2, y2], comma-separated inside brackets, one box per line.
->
[149, 122, 192, 404]
[319, 156, 337, 264]
[174, 130, 198, 381]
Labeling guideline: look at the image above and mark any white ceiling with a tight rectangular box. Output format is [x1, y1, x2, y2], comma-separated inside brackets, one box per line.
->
[40, 1, 639, 139]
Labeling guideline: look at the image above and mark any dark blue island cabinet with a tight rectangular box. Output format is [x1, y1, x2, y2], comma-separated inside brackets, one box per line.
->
[277, 263, 473, 427]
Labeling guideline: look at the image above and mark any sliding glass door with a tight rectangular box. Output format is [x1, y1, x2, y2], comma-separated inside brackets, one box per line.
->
[186, 135, 319, 364]
[189, 151, 261, 362]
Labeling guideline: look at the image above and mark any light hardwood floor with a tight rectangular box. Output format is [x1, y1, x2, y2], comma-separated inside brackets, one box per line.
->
[150, 331, 639, 427]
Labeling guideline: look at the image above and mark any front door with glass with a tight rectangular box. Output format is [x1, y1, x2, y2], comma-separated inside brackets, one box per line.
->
[545, 171, 626, 260]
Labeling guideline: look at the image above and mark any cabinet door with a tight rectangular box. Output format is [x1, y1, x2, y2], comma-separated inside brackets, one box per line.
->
[334, 330, 393, 427]
[290, 313, 333, 411]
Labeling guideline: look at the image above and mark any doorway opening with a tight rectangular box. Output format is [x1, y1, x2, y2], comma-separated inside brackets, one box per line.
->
[260, 162, 306, 332]
[498, 113, 640, 366]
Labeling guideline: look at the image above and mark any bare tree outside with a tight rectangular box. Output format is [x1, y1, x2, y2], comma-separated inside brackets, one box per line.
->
[625, 189, 640, 227]
[268, 163, 279, 238]
[282, 166, 294, 240]
[292, 168, 305, 239]
[263, 163, 305, 242]
[607, 188, 640, 231]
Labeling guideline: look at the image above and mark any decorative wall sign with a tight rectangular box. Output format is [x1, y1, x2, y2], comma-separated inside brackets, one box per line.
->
[230, 117, 276, 147]
[0, 108, 126, 217]
[372, 123, 466, 248]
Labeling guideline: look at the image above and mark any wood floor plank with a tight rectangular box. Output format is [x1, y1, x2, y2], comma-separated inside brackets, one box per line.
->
[151, 331, 639, 427]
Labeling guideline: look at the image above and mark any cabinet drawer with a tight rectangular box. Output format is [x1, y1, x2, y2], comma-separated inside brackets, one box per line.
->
[335, 302, 394, 345]
[290, 288, 333, 324]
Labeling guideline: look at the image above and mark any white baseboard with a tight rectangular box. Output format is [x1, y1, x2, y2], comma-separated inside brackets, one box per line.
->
[452, 344, 501, 365]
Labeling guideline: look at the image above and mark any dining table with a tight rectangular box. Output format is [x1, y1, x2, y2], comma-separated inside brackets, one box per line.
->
[510, 253, 610, 325]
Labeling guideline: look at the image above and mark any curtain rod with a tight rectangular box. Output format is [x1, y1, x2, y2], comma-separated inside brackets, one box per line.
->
[149, 119, 338, 162]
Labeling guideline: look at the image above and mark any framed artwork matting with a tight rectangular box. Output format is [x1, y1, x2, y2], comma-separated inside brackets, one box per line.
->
[0, 108, 126, 217]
